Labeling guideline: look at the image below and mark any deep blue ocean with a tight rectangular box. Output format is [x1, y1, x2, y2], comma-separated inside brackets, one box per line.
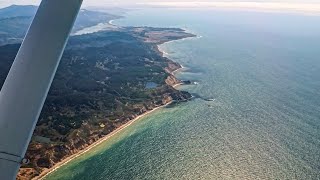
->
[46, 8, 320, 179]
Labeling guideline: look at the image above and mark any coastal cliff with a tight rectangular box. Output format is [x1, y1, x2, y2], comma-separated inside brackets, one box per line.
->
[0, 26, 194, 179]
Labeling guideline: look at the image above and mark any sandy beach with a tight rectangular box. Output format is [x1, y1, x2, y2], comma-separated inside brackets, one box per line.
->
[35, 27, 189, 180]
[35, 102, 172, 180]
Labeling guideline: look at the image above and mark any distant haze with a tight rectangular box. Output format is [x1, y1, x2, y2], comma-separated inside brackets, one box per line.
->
[139, 2, 320, 15]
[1, 1, 320, 14]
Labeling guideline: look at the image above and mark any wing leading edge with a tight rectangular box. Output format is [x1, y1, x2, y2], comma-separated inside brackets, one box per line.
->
[0, 0, 83, 179]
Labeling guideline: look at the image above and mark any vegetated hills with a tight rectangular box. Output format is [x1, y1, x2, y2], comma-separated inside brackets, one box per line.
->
[0, 5, 40, 45]
[0, 5, 37, 18]
[0, 5, 121, 45]
[0, 44, 19, 88]
[74, 9, 121, 31]
[86, 6, 129, 16]
[0, 27, 193, 179]
[0, 16, 33, 45]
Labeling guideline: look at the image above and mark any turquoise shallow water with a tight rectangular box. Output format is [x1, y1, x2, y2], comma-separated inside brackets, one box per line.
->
[46, 9, 320, 179]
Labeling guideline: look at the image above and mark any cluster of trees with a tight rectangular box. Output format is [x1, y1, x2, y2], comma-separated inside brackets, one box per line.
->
[0, 30, 175, 138]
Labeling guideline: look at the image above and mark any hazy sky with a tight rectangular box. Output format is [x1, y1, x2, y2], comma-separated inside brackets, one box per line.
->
[2, 0, 320, 7]
[1, 0, 320, 14]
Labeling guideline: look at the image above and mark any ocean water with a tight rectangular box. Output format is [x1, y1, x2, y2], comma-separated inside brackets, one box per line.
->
[46, 8, 320, 179]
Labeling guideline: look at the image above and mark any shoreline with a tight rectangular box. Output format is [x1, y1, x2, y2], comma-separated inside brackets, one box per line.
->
[36, 101, 172, 180]
[33, 19, 196, 180]
[108, 20, 115, 25]
[36, 34, 190, 180]
[157, 32, 199, 88]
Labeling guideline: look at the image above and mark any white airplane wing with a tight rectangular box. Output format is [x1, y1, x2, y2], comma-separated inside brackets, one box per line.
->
[0, 0, 83, 179]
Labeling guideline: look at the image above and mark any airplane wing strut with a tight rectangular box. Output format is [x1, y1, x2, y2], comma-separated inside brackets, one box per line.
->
[0, 0, 83, 179]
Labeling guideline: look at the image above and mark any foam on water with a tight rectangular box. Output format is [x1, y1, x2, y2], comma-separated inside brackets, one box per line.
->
[46, 8, 320, 180]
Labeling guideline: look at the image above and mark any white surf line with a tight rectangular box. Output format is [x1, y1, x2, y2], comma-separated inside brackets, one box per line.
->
[36, 103, 171, 180]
